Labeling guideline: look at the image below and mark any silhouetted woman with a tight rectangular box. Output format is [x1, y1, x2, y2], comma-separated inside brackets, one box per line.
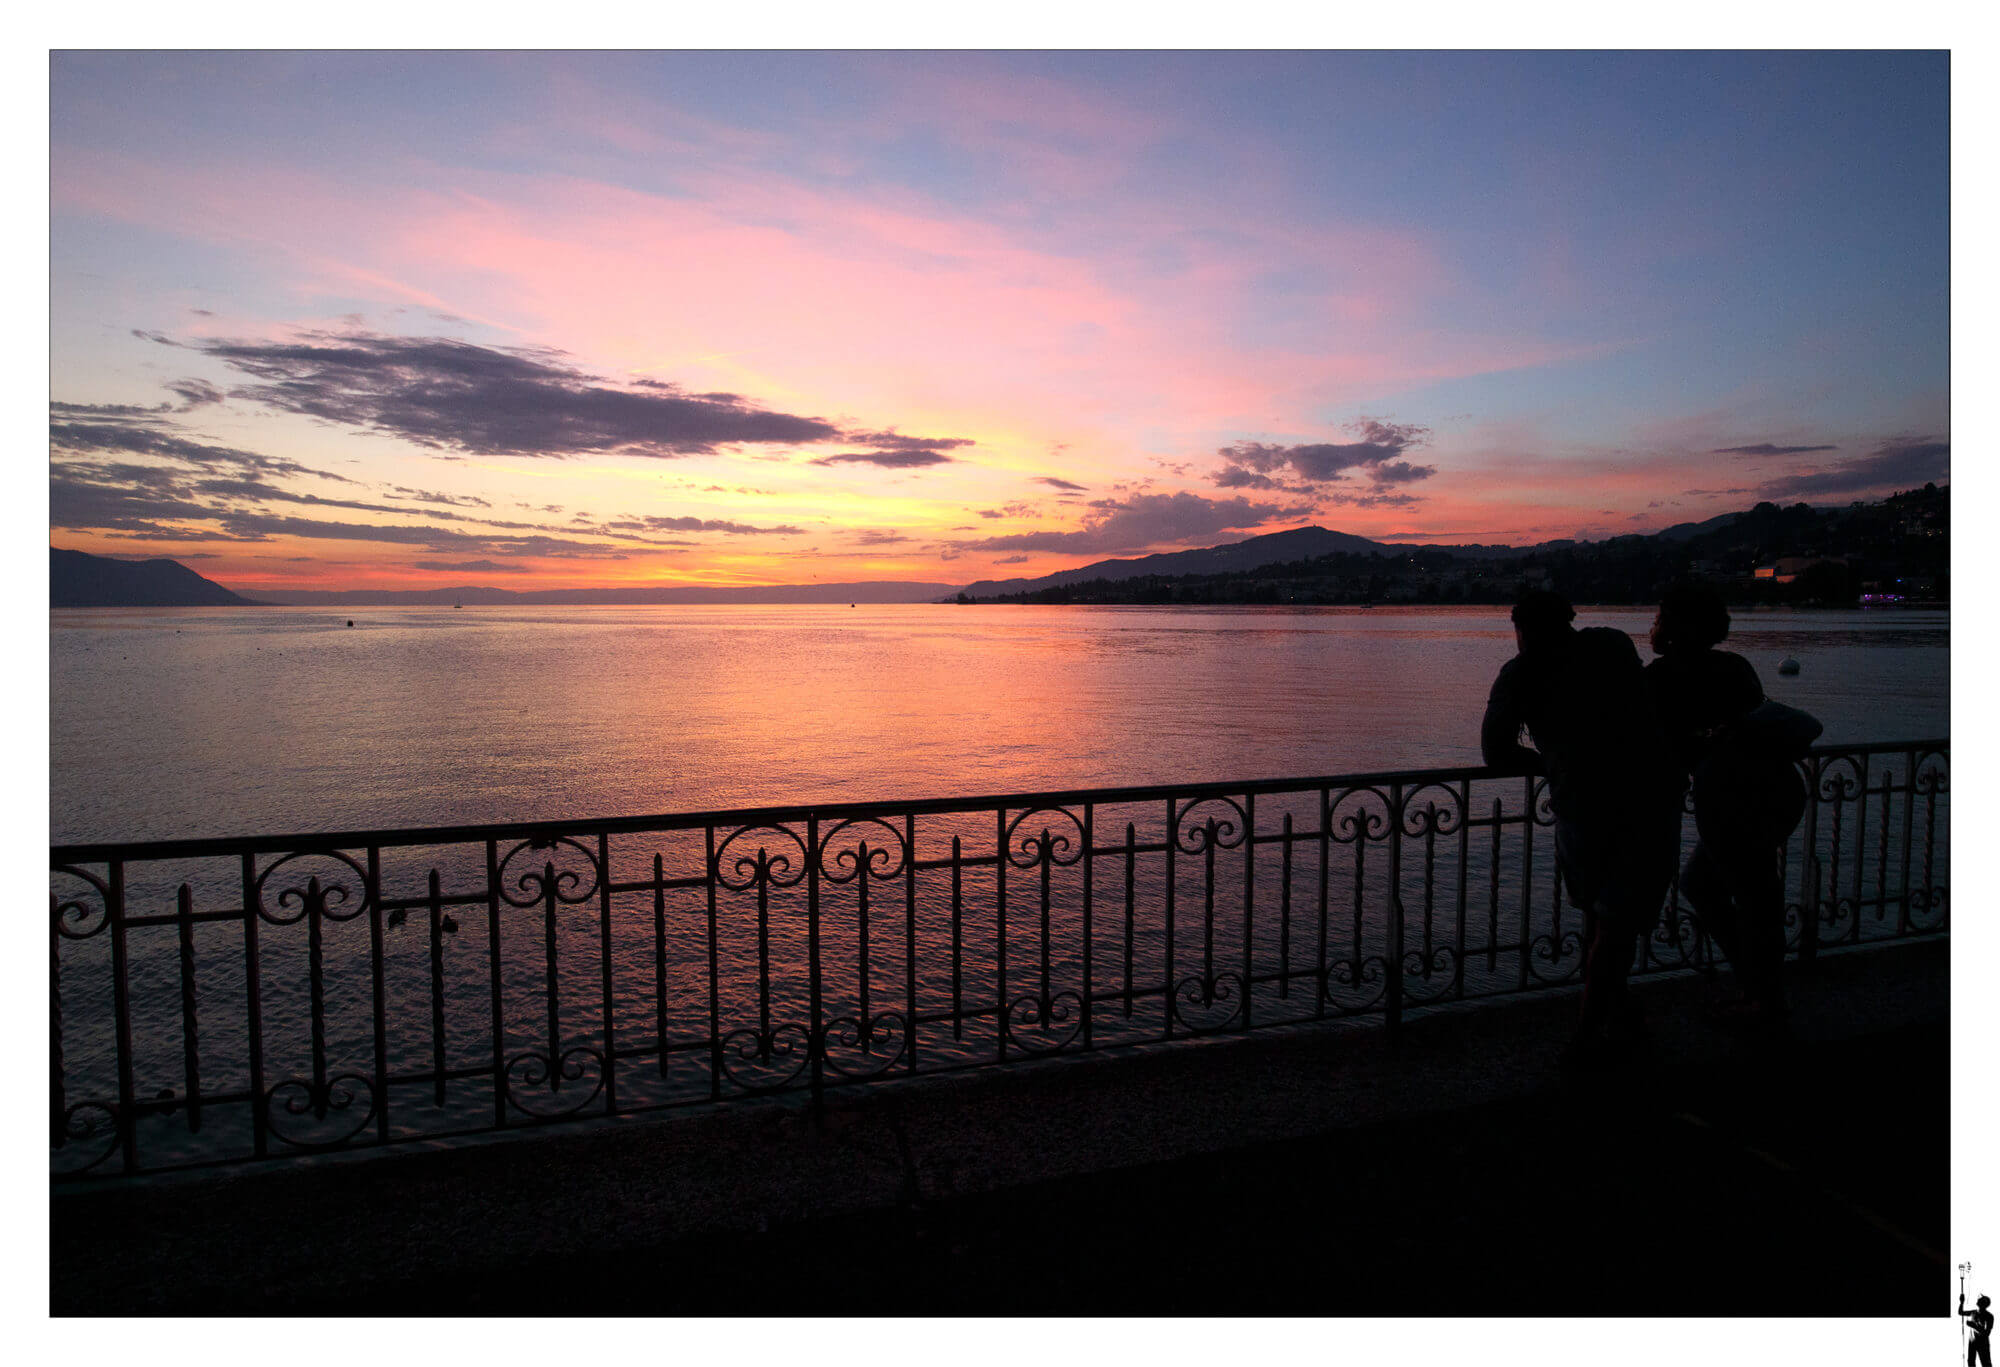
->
[1964, 1291, 1993, 1367]
[1644, 584, 1807, 1027]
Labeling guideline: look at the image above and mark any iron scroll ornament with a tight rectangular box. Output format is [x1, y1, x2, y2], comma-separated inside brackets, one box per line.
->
[1524, 778, 1586, 985]
[496, 835, 603, 908]
[813, 815, 912, 883]
[1907, 753, 1948, 926]
[1393, 782, 1468, 1004]
[264, 1073, 380, 1150]
[810, 817, 912, 1075]
[501, 1045, 607, 1118]
[710, 824, 821, 1092]
[1321, 786, 1394, 1014]
[52, 864, 113, 940]
[252, 849, 376, 925]
[1167, 797, 1251, 1033]
[51, 868, 117, 1172]
[712, 823, 812, 893]
[996, 806, 1091, 1053]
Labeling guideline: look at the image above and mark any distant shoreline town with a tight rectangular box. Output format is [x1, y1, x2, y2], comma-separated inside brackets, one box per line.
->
[51, 484, 1945, 611]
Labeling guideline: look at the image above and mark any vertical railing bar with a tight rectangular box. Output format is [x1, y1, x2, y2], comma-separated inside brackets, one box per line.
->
[428, 870, 447, 1107]
[653, 854, 669, 1078]
[1279, 813, 1293, 1001]
[950, 835, 964, 1040]
[1081, 803, 1095, 1050]
[1799, 758, 1821, 967]
[1038, 829, 1052, 1013]
[107, 862, 136, 1173]
[1202, 817, 1216, 983]
[705, 826, 722, 1102]
[539, 860, 561, 1095]
[51, 894, 65, 1148]
[1897, 750, 1916, 934]
[1163, 797, 1177, 1041]
[1316, 788, 1330, 1019]
[807, 815, 824, 1113]
[1518, 778, 1534, 991]
[1351, 797, 1367, 997]
[1421, 804, 1437, 972]
[756, 855, 773, 1043]
[995, 808, 1008, 1062]
[905, 812, 918, 1075]
[598, 832, 617, 1117]
[1488, 797, 1502, 975]
[177, 883, 202, 1134]
[485, 840, 505, 1126]
[243, 853, 268, 1157]
[307, 877, 328, 1118]
[1827, 762, 1846, 941]
[857, 840, 873, 1043]
[1123, 823, 1136, 1019]
[1921, 762, 1938, 923]
[1241, 792, 1255, 1032]
[1454, 779, 1470, 997]
[1874, 768, 1892, 929]
[368, 848, 388, 1144]
[1386, 784, 1404, 1036]
[1851, 755, 1869, 944]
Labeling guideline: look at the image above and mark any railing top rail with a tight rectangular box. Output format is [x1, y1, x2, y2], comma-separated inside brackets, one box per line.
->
[51, 737, 1948, 866]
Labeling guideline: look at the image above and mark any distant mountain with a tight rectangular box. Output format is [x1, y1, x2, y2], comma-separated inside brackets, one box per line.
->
[956, 526, 1396, 598]
[1654, 511, 1745, 542]
[52, 547, 264, 607]
[244, 580, 962, 607]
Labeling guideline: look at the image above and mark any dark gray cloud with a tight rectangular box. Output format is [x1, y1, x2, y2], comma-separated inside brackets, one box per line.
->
[50, 397, 809, 560]
[849, 529, 914, 545]
[1685, 487, 1754, 496]
[1755, 437, 1949, 499]
[167, 378, 225, 409]
[171, 331, 842, 457]
[389, 485, 493, 508]
[412, 559, 532, 574]
[1214, 419, 1437, 492]
[975, 501, 1035, 520]
[1713, 442, 1839, 456]
[993, 554, 1030, 565]
[595, 514, 805, 536]
[52, 415, 360, 484]
[50, 400, 170, 421]
[841, 430, 976, 453]
[1034, 477, 1086, 491]
[951, 491, 1309, 556]
[809, 450, 957, 469]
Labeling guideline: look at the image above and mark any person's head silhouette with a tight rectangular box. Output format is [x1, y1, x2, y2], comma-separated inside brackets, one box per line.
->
[1510, 589, 1575, 655]
[1981, 1295, 1992, 1310]
[1652, 581, 1730, 657]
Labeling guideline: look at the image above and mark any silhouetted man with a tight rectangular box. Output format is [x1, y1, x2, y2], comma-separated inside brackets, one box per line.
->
[1482, 590, 1683, 1066]
[1965, 1292, 1993, 1367]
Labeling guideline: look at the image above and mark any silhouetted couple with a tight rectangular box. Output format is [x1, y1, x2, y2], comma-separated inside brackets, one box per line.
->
[1482, 586, 1809, 1067]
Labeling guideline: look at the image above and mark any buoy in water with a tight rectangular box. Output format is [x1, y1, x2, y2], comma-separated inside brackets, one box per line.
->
[1778, 657, 1801, 675]
[346, 619, 354, 627]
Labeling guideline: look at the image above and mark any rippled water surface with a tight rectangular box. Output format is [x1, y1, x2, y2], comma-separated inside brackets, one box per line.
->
[51, 603, 1949, 844]
[49, 603, 1949, 1173]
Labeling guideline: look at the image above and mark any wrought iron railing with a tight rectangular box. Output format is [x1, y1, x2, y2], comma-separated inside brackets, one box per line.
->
[50, 740, 1946, 1180]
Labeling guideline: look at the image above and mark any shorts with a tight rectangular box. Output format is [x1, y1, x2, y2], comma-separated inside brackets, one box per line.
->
[1554, 801, 1682, 930]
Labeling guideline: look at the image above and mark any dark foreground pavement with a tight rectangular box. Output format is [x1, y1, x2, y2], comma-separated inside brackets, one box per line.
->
[52, 940, 1949, 1316]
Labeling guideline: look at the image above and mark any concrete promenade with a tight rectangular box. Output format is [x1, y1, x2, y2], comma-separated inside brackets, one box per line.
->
[52, 938, 1948, 1316]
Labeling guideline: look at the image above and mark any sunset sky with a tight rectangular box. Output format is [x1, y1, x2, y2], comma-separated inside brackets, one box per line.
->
[50, 50, 1950, 591]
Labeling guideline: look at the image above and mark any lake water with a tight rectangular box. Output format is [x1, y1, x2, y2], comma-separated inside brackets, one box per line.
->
[50, 603, 1951, 846]
[49, 603, 1951, 1173]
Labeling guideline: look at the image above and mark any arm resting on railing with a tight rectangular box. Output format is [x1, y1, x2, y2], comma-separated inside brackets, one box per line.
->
[1480, 658, 1543, 776]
